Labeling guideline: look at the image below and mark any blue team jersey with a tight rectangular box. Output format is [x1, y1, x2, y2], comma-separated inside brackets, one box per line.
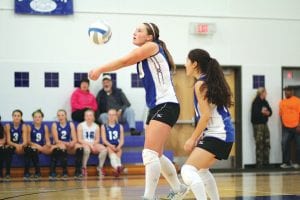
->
[105, 124, 121, 146]
[56, 122, 71, 142]
[137, 43, 178, 109]
[30, 123, 46, 145]
[10, 123, 23, 144]
[194, 75, 235, 142]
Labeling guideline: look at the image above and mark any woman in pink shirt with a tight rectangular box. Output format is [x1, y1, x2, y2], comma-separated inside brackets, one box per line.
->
[71, 78, 98, 122]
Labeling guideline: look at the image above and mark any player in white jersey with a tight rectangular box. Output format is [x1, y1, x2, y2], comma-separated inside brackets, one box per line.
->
[181, 49, 235, 200]
[77, 109, 107, 176]
[89, 23, 186, 200]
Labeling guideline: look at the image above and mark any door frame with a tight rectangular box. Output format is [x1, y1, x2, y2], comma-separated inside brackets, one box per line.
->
[223, 66, 242, 169]
[175, 65, 242, 169]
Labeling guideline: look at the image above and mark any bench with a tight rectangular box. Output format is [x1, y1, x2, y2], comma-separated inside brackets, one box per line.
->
[2, 121, 174, 176]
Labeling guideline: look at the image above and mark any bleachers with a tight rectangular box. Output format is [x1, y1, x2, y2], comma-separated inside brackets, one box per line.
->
[3, 121, 174, 176]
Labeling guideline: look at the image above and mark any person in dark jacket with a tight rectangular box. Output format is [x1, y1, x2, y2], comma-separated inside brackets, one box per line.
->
[251, 87, 272, 168]
[96, 75, 140, 135]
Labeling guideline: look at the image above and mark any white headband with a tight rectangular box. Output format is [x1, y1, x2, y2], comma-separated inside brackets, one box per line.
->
[147, 23, 156, 39]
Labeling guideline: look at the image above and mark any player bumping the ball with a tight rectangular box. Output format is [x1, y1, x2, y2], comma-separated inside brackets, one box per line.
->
[89, 22, 187, 200]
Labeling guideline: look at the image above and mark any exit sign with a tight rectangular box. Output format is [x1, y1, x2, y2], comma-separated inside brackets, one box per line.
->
[190, 23, 216, 35]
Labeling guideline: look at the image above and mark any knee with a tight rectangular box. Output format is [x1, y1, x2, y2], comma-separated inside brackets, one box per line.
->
[181, 164, 199, 186]
[142, 149, 159, 165]
[99, 113, 108, 123]
[83, 147, 91, 155]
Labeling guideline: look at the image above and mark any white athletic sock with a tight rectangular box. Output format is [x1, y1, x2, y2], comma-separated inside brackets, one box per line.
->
[142, 149, 161, 199]
[198, 169, 219, 200]
[159, 155, 181, 192]
[116, 156, 122, 167]
[109, 153, 119, 169]
[98, 149, 108, 169]
[82, 148, 91, 168]
[181, 164, 207, 200]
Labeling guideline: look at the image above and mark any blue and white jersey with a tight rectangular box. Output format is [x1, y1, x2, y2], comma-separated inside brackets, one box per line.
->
[10, 123, 23, 144]
[137, 44, 178, 109]
[194, 75, 235, 142]
[56, 122, 71, 142]
[104, 124, 121, 146]
[30, 123, 46, 146]
[81, 121, 97, 143]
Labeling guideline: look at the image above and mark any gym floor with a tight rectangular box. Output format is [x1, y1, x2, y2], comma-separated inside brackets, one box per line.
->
[0, 171, 299, 200]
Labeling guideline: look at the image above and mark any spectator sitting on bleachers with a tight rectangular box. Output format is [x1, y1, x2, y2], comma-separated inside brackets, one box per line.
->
[0, 115, 5, 180]
[50, 109, 84, 180]
[96, 75, 140, 135]
[27, 109, 55, 180]
[71, 78, 98, 123]
[4, 110, 30, 181]
[77, 109, 107, 177]
[101, 109, 125, 177]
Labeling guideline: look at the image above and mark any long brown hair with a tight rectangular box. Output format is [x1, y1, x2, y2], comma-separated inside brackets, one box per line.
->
[188, 49, 233, 107]
[143, 23, 176, 72]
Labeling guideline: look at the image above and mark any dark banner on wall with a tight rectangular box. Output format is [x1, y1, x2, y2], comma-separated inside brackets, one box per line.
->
[15, 0, 73, 15]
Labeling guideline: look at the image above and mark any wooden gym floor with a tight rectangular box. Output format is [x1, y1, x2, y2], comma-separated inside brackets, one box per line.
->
[0, 171, 300, 200]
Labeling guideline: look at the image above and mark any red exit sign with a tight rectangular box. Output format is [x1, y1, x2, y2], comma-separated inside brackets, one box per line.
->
[190, 23, 216, 35]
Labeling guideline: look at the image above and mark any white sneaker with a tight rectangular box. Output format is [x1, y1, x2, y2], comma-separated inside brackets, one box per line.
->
[280, 163, 292, 169]
[165, 184, 189, 200]
[292, 163, 300, 169]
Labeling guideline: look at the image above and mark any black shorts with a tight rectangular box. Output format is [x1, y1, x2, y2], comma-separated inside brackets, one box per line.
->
[146, 103, 180, 127]
[197, 137, 233, 160]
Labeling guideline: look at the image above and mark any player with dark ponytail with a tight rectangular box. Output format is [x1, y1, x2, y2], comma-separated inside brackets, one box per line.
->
[181, 49, 234, 200]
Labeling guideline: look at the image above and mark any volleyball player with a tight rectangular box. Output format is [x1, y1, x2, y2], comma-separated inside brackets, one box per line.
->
[89, 22, 186, 200]
[0, 115, 5, 181]
[101, 109, 124, 177]
[4, 110, 30, 181]
[50, 109, 84, 179]
[180, 49, 235, 200]
[28, 109, 53, 180]
[77, 109, 107, 177]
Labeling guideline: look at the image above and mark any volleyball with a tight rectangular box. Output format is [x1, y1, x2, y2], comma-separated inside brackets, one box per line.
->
[88, 20, 112, 45]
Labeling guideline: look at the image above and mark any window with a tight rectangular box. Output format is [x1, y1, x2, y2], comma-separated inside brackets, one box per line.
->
[253, 75, 265, 89]
[131, 73, 143, 88]
[45, 72, 59, 87]
[74, 72, 88, 87]
[103, 73, 117, 87]
[14, 72, 29, 87]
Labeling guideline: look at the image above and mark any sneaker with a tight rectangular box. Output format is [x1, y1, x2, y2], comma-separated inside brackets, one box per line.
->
[23, 173, 31, 181]
[165, 184, 189, 200]
[97, 167, 106, 177]
[292, 163, 300, 169]
[49, 172, 57, 181]
[280, 163, 292, 169]
[113, 168, 120, 177]
[61, 173, 68, 180]
[4, 174, 11, 182]
[34, 173, 41, 181]
[81, 168, 87, 176]
[74, 172, 83, 180]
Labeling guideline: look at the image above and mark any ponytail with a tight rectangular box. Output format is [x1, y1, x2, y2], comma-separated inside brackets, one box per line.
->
[158, 39, 176, 72]
[203, 58, 233, 107]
